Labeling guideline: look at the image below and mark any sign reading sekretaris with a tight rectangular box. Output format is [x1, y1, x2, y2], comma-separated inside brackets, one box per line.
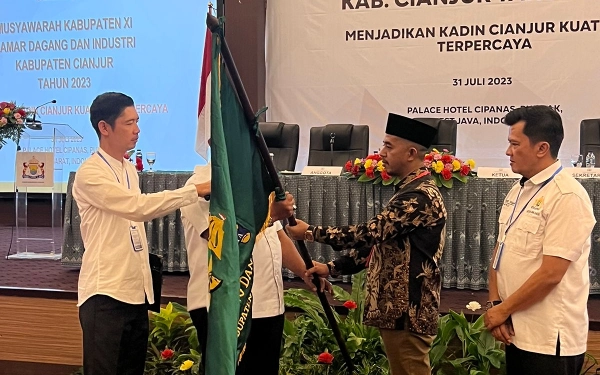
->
[564, 167, 600, 179]
[301, 166, 343, 176]
[476, 167, 521, 179]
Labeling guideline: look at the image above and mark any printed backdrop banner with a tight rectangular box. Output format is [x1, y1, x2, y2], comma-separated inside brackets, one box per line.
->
[265, 0, 600, 169]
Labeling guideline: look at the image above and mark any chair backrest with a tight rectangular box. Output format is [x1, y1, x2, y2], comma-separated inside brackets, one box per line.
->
[580, 119, 600, 157]
[307, 124, 369, 166]
[413, 118, 458, 153]
[259, 122, 300, 171]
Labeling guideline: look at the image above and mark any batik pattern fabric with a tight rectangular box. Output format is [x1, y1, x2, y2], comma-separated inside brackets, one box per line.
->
[316, 167, 447, 335]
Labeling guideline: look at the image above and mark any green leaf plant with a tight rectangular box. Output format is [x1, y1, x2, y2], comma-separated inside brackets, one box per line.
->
[280, 270, 389, 375]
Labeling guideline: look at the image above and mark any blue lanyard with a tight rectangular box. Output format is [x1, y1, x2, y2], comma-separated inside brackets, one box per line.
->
[97, 151, 130, 189]
[493, 166, 562, 271]
[503, 166, 562, 237]
[97, 151, 143, 252]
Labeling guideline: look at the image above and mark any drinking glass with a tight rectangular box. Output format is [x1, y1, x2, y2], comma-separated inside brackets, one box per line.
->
[146, 152, 156, 172]
[571, 154, 582, 167]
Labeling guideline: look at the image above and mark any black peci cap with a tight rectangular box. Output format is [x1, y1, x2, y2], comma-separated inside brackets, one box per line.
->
[385, 113, 437, 148]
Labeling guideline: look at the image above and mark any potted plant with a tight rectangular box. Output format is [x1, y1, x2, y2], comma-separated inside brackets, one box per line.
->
[280, 270, 389, 374]
[429, 305, 505, 375]
[145, 302, 202, 375]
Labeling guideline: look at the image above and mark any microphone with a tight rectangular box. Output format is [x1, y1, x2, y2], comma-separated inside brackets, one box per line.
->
[26, 99, 57, 130]
[329, 132, 336, 166]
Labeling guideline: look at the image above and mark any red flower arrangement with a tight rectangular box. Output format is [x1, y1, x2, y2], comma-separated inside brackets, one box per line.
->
[425, 149, 475, 188]
[343, 153, 400, 186]
[160, 348, 174, 360]
[343, 300, 358, 310]
[344, 150, 475, 189]
[0, 101, 33, 149]
[317, 350, 334, 364]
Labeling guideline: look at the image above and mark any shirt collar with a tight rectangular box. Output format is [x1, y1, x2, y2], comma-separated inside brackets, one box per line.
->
[527, 160, 561, 186]
[97, 147, 124, 171]
[397, 166, 430, 187]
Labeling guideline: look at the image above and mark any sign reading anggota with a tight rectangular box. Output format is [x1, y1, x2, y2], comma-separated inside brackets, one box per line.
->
[266, 1, 600, 168]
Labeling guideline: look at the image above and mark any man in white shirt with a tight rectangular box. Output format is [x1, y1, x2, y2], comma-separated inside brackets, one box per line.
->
[484, 105, 596, 375]
[72, 92, 211, 375]
[181, 166, 326, 375]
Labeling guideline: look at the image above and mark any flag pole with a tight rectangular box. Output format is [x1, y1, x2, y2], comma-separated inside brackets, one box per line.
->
[206, 13, 354, 374]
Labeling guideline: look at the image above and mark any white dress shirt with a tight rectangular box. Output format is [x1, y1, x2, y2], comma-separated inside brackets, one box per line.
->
[252, 220, 285, 318]
[181, 165, 211, 311]
[496, 161, 596, 355]
[182, 164, 285, 317]
[72, 148, 198, 306]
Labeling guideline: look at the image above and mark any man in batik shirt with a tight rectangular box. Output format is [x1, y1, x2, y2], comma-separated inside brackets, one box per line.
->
[287, 113, 447, 375]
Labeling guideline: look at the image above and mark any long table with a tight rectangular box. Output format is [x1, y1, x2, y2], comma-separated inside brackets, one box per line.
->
[61, 171, 600, 293]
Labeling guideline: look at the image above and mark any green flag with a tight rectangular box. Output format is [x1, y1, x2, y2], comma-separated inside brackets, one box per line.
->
[205, 25, 274, 375]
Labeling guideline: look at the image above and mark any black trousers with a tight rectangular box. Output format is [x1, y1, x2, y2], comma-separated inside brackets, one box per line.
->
[506, 343, 585, 375]
[190, 309, 284, 375]
[236, 314, 285, 375]
[189, 307, 209, 366]
[79, 295, 149, 375]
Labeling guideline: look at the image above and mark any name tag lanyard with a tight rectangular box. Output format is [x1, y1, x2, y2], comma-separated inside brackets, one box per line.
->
[492, 166, 562, 270]
[97, 151, 144, 252]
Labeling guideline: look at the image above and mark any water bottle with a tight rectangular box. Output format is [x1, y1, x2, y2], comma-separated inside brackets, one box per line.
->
[135, 149, 143, 171]
[590, 152, 596, 168]
[586, 152, 592, 168]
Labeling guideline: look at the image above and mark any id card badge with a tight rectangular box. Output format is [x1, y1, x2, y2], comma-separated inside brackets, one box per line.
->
[130, 225, 144, 252]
